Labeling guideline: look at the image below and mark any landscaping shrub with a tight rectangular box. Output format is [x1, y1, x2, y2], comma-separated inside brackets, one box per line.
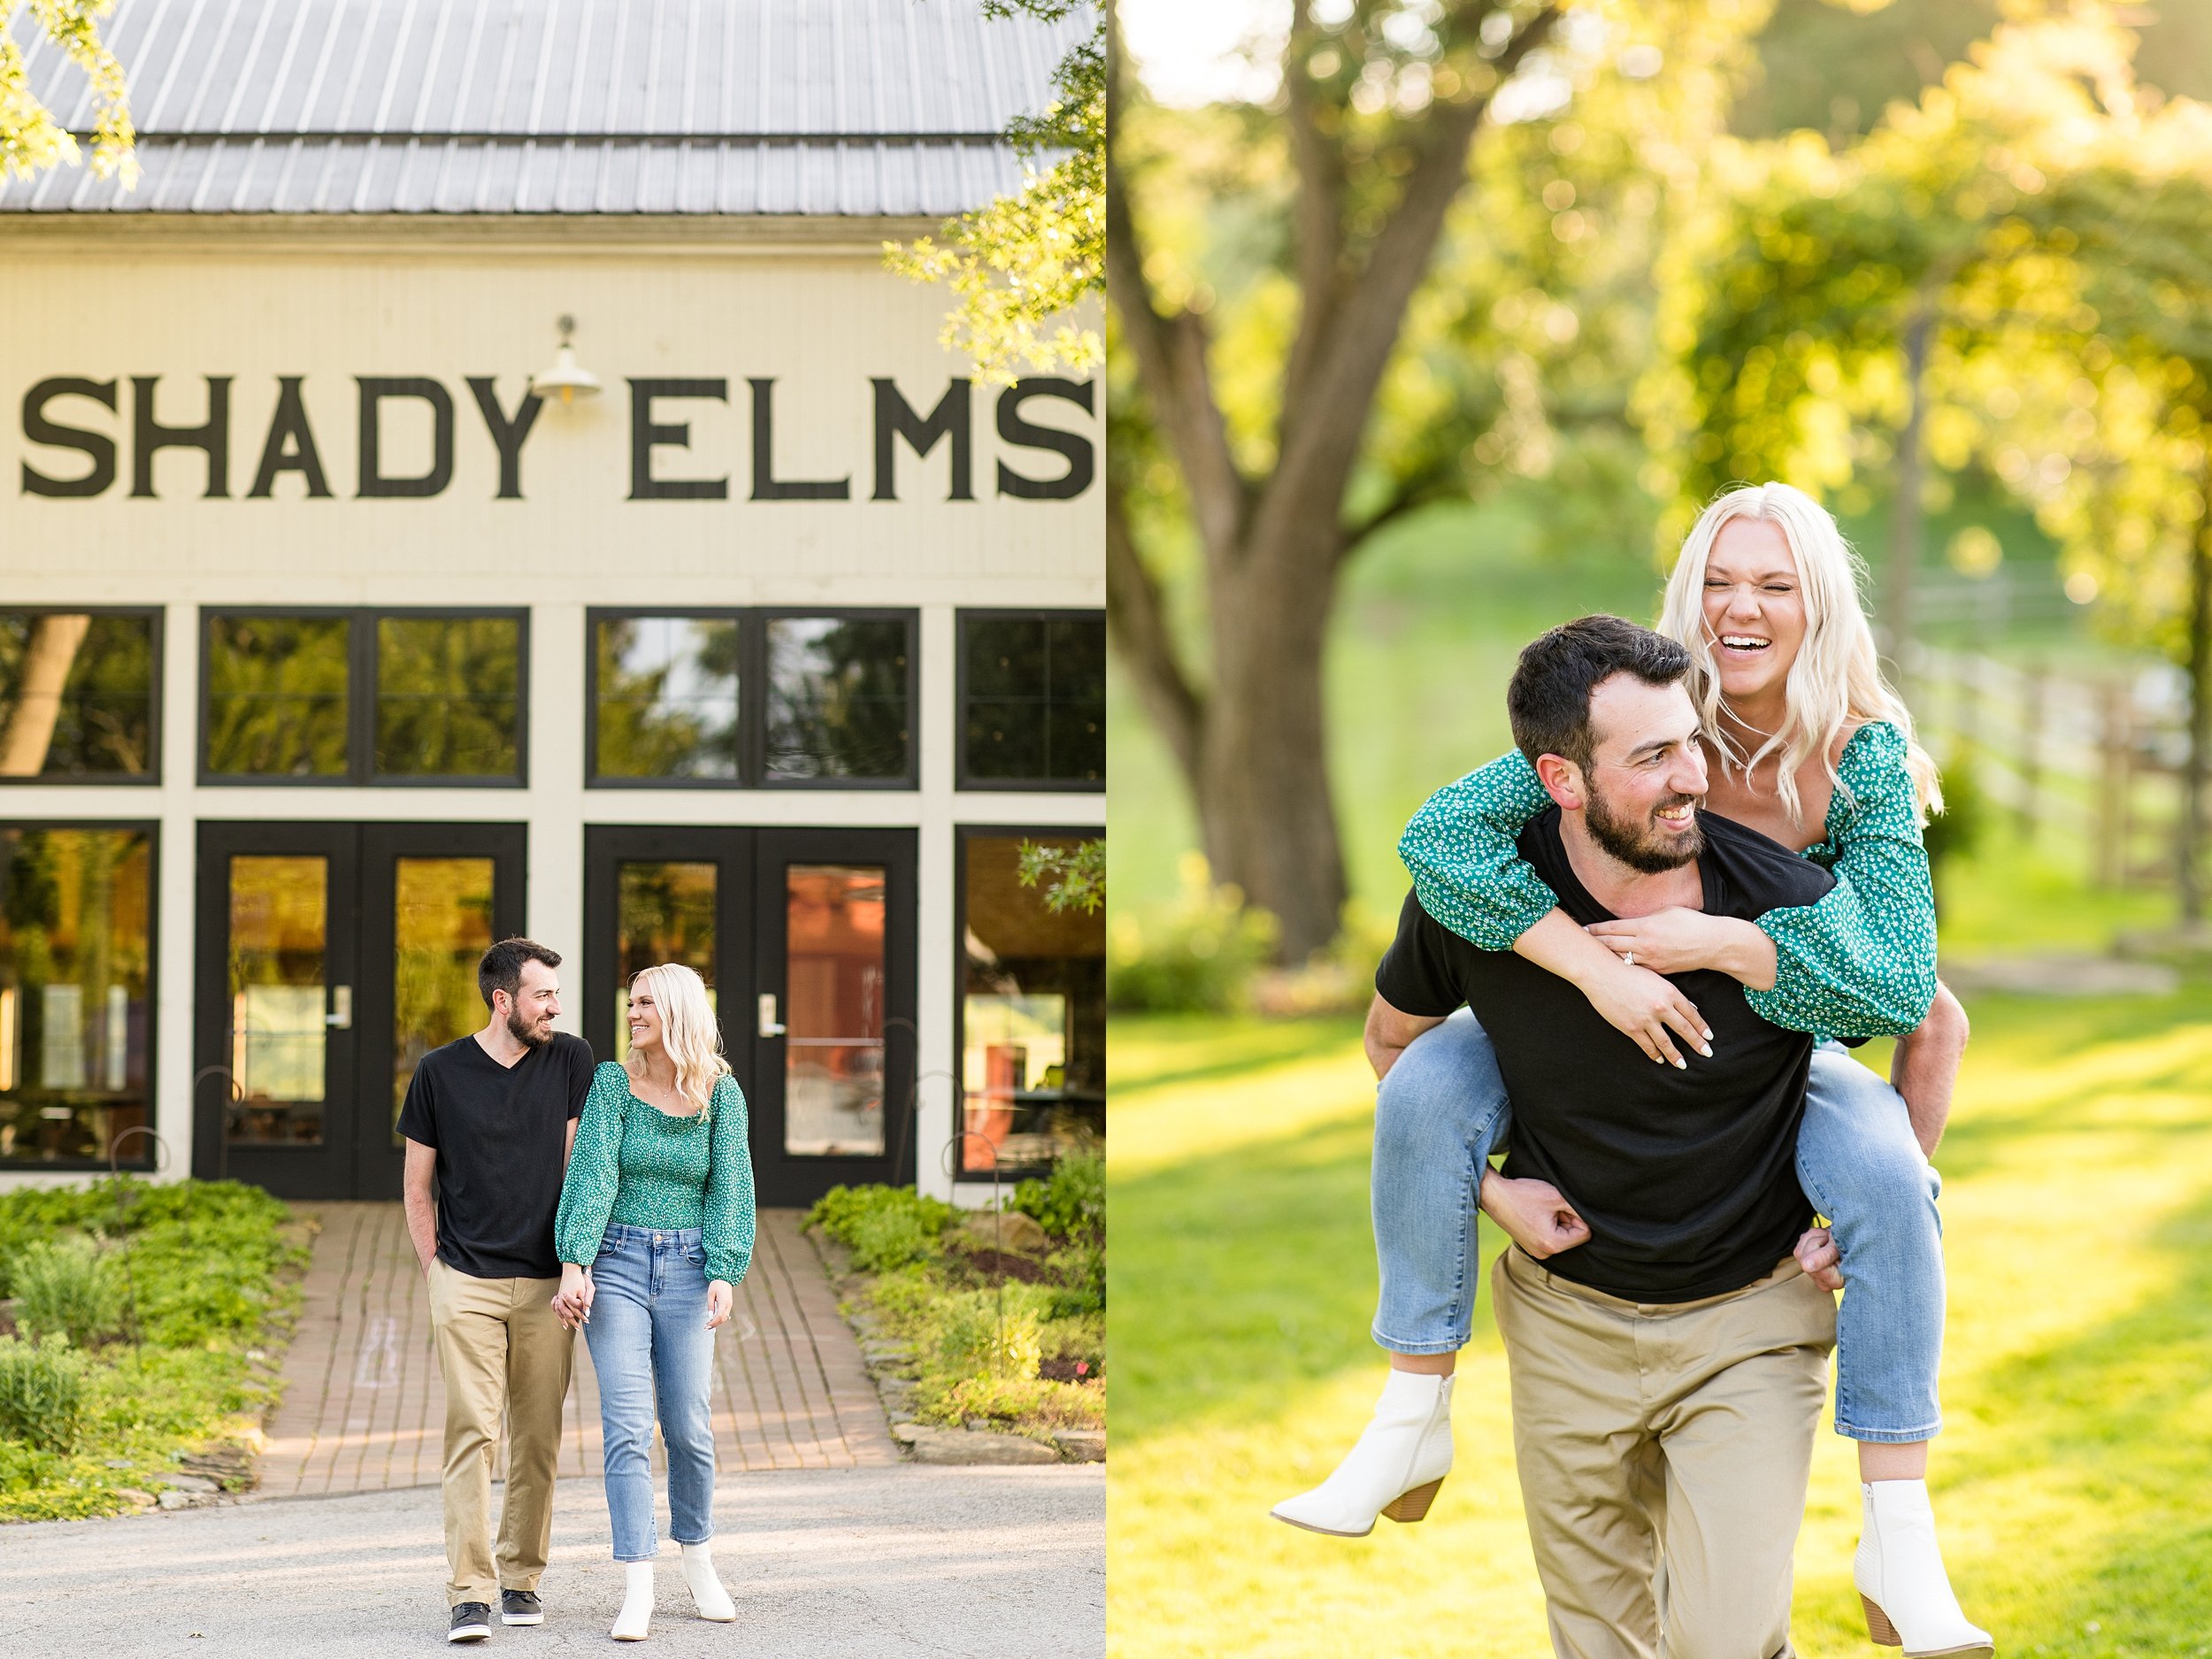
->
[933, 1286, 1048, 1379]
[12, 1237, 126, 1348]
[1010, 1151, 1104, 1240]
[1107, 854, 1278, 1012]
[0, 1336, 91, 1453]
[805, 1184, 961, 1273]
[1044, 1239, 1106, 1317]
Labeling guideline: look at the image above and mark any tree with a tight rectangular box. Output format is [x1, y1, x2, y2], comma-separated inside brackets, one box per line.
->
[886, 0, 1104, 382]
[1, 0, 135, 186]
[1109, 0, 1762, 956]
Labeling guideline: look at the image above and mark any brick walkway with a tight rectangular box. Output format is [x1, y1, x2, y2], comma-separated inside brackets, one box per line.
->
[258, 1205, 896, 1498]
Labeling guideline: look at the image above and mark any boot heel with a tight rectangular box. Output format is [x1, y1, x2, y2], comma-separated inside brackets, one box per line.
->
[1862, 1594, 1903, 1647]
[1380, 1479, 1443, 1524]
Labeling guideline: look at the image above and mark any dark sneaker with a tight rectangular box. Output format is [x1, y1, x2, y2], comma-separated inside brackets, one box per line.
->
[501, 1589, 544, 1627]
[448, 1602, 493, 1642]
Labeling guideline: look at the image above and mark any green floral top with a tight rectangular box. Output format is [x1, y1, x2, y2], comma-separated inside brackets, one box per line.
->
[554, 1063, 756, 1285]
[1397, 721, 1937, 1039]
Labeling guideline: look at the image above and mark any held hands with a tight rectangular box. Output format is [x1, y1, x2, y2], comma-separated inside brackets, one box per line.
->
[1585, 906, 1744, 978]
[553, 1263, 595, 1329]
[1479, 1171, 1592, 1260]
[1793, 1225, 1843, 1291]
[706, 1280, 733, 1331]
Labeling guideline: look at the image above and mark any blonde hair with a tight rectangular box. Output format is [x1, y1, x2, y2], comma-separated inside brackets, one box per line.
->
[1655, 482, 1941, 827]
[626, 963, 730, 1117]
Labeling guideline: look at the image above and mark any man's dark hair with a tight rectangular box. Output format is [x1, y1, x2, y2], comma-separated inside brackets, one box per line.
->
[479, 937, 561, 1010]
[1507, 615, 1691, 772]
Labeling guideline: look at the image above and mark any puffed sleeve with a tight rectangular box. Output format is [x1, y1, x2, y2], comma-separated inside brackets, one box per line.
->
[554, 1063, 631, 1267]
[702, 1074, 756, 1286]
[1397, 749, 1561, 950]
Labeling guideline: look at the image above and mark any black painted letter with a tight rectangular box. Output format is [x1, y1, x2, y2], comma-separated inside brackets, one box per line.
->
[466, 376, 544, 501]
[249, 378, 333, 498]
[21, 378, 119, 498]
[995, 379, 1095, 501]
[749, 379, 851, 501]
[629, 379, 730, 500]
[357, 378, 456, 498]
[872, 379, 972, 502]
[132, 375, 232, 498]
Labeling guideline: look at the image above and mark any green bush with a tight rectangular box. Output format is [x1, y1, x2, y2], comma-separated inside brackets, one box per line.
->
[1010, 1151, 1104, 1239]
[805, 1184, 961, 1273]
[931, 1285, 1053, 1379]
[12, 1237, 126, 1348]
[1044, 1239, 1106, 1317]
[1108, 854, 1279, 1012]
[0, 1336, 91, 1453]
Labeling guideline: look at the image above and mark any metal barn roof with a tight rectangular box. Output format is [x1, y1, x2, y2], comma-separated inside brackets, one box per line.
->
[0, 0, 1087, 216]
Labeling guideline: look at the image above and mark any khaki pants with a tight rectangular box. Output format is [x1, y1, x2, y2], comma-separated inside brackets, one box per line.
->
[426, 1260, 575, 1607]
[1491, 1248, 1837, 1659]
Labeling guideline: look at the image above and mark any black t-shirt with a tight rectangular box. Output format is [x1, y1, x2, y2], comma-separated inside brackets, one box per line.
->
[396, 1031, 595, 1279]
[1375, 809, 1836, 1302]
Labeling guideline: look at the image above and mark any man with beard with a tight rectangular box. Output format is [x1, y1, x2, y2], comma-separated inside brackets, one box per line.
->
[1367, 617, 1840, 1657]
[400, 938, 596, 1643]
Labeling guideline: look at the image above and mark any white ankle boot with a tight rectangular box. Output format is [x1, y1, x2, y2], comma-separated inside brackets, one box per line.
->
[1270, 1371, 1455, 1538]
[1854, 1480, 1993, 1657]
[680, 1540, 736, 1622]
[611, 1561, 654, 1641]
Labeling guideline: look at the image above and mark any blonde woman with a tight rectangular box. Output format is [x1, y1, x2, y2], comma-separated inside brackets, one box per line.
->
[553, 964, 754, 1642]
[1274, 484, 1990, 1658]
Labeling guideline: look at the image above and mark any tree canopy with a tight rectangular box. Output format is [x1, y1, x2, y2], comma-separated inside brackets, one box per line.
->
[0, 0, 134, 186]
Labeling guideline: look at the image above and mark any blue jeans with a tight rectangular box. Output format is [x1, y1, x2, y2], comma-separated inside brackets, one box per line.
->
[1371, 1010, 1945, 1441]
[584, 1225, 718, 1561]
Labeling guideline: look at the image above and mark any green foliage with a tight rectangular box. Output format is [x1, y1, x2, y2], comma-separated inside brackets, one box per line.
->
[12, 1236, 124, 1348]
[1108, 853, 1279, 1011]
[805, 1184, 961, 1273]
[1923, 744, 1988, 910]
[1017, 837, 1106, 915]
[886, 0, 1102, 380]
[0, 1335, 91, 1453]
[0, 0, 137, 187]
[933, 1286, 1047, 1379]
[1043, 1239, 1106, 1317]
[1010, 1150, 1105, 1238]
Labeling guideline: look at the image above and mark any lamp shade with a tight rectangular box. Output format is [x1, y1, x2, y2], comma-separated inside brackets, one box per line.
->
[531, 316, 603, 403]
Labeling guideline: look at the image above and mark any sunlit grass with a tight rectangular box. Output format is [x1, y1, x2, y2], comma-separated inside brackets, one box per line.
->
[1107, 989, 2212, 1659]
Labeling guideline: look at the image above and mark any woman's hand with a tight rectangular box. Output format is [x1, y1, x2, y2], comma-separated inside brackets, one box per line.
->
[1577, 952, 1713, 1068]
[705, 1279, 733, 1331]
[1586, 908, 1774, 987]
[553, 1263, 594, 1329]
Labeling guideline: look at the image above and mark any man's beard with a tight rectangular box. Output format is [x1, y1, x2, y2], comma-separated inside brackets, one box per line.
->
[1585, 783, 1704, 873]
[506, 1008, 553, 1048]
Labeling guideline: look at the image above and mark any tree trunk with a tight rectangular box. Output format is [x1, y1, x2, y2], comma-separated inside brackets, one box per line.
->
[1885, 306, 1933, 660]
[2179, 457, 2212, 925]
[0, 612, 91, 776]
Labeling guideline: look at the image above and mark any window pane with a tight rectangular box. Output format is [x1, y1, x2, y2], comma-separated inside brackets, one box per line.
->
[227, 856, 327, 1145]
[392, 857, 495, 1142]
[785, 864, 886, 1156]
[960, 834, 1102, 1173]
[0, 613, 156, 779]
[205, 615, 349, 776]
[616, 862, 717, 1064]
[764, 618, 910, 781]
[0, 828, 151, 1164]
[961, 614, 1104, 785]
[595, 617, 741, 780]
[376, 616, 521, 778]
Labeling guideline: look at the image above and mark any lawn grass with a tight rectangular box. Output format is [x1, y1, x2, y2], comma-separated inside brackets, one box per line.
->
[1106, 987, 2212, 1659]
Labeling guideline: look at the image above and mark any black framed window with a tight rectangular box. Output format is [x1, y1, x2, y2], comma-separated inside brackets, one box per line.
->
[955, 826, 1103, 1179]
[957, 610, 1104, 790]
[586, 610, 916, 789]
[0, 609, 161, 784]
[0, 823, 157, 1169]
[201, 609, 527, 786]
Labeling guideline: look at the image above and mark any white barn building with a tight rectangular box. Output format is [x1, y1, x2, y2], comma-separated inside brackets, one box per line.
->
[0, 0, 1104, 1209]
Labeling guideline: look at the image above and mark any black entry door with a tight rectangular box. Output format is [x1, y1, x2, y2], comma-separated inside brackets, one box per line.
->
[196, 822, 526, 1199]
[584, 826, 916, 1209]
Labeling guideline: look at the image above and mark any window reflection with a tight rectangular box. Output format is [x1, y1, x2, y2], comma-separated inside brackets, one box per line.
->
[391, 857, 495, 1141]
[205, 616, 349, 776]
[0, 828, 151, 1165]
[0, 612, 157, 780]
[616, 862, 717, 1064]
[376, 616, 521, 778]
[764, 618, 910, 781]
[785, 864, 886, 1156]
[962, 614, 1105, 786]
[960, 834, 1103, 1173]
[594, 617, 741, 780]
[227, 856, 328, 1145]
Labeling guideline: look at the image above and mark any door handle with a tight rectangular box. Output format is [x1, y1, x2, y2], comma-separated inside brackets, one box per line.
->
[757, 994, 786, 1039]
[326, 985, 353, 1030]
